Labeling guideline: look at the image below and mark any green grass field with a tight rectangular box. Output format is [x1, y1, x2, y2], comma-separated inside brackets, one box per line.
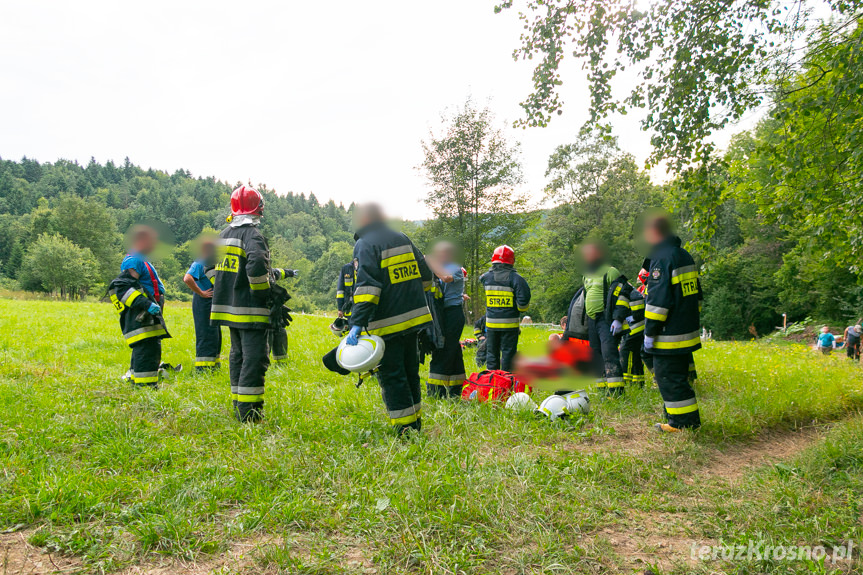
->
[2, 298, 863, 574]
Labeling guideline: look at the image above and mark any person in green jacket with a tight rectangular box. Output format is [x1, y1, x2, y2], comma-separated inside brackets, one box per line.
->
[581, 240, 626, 396]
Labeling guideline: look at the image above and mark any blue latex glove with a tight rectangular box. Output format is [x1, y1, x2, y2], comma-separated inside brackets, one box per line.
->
[345, 325, 362, 346]
[625, 316, 634, 324]
[644, 335, 655, 351]
[610, 319, 623, 336]
[148, 303, 161, 316]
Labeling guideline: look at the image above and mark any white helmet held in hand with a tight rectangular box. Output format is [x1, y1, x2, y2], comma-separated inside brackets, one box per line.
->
[505, 392, 537, 411]
[537, 395, 569, 421]
[562, 390, 590, 415]
[336, 334, 385, 373]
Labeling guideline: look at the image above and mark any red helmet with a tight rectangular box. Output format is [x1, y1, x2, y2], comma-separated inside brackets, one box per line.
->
[230, 185, 264, 216]
[491, 245, 515, 265]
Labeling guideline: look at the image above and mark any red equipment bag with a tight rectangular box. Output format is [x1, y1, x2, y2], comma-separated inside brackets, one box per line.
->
[461, 370, 531, 402]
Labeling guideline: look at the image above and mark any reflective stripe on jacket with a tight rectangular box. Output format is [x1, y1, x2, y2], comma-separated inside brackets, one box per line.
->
[644, 235, 702, 355]
[349, 222, 433, 339]
[210, 224, 272, 329]
[480, 264, 531, 331]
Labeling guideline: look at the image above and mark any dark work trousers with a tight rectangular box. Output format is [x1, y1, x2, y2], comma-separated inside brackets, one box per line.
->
[378, 331, 422, 434]
[654, 353, 701, 429]
[847, 341, 860, 360]
[620, 346, 645, 387]
[475, 337, 487, 368]
[269, 327, 289, 364]
[130, 338, 161, 387]
[427, 305, 467, 398]
[642, 350, 655, 374]
[485, 330, 519, 372]
[229, 327, 269, 423]
[588, 315, 624, 396]
[192, 294, 222, 371]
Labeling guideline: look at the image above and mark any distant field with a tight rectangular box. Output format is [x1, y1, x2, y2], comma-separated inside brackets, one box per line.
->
[2, 299, 863, 574]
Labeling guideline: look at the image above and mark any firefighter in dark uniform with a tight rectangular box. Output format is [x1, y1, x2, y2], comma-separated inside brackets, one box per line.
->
[480, 245, 531, 372]
[184, 238, 221, 371]
[619, 284, 646, 387]
[581, 241, 626, 396]
[426, 241, 467, 398]
[268, 267, 298, 364]
[642, 215, 703, 432]
[109, 225, 171, 387]
[345, 204, 433, 434]
[336, 261, 356, 318]
[211, 185, 274, 423]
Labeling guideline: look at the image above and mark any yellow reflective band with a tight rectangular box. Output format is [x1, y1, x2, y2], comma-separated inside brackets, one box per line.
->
[666, 403, 699, 414]
[133, 376, 159, 384]
[354, 294, 380, 305]
[654, 336, 701, 350]
[645, 310, 668, 321]
[222, 245, 247, 257]
[517, 304, 529, 312]
[671, 271, 699, 284]
[629, 325, 645, 335]
[381, 252, 415, 268]
[616, 298, 630, 308]
[486, 322, 520, 329]
[126, 328, 167, 344]
[369, 312, 432, 337]
[606, 380, 625, 388]
[344, 280, 354, 286]
[232, 393, 265, 402]
[630, 303, 645, 311]
[125, 291, 142, 306]
[337, 294, 345, 299]
[249, 282, 269, 291]
[210, 312, 270, 323]
[388, 411, 420, 426]
[485, 290, 512, 297]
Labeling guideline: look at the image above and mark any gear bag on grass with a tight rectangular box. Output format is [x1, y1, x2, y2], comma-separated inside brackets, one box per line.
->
[461, 370, 531, 402]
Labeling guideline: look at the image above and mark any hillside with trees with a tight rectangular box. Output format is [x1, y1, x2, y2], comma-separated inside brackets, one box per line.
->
[0, 157, 354, 311]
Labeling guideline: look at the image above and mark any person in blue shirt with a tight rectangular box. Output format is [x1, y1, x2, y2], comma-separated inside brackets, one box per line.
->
[817, 326, 836, 355]
[183, 238, 221, 371]
[426, 241, 468, 398]
[116, 225, 174, 386]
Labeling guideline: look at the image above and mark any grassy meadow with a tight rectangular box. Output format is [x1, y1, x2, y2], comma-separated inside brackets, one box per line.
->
[2, 298, 863, 574]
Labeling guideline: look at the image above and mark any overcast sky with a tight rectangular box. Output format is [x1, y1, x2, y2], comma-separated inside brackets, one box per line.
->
[2, 1, 679, 219]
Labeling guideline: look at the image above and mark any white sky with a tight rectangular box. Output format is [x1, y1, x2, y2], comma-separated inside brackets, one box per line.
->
[0, 1, 743, 219]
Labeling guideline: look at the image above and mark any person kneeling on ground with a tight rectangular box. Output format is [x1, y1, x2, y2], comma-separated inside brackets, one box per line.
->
[817, 326, 837, 355]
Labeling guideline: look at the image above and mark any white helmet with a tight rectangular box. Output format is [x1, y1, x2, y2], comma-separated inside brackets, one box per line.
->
[562, 390, 590, 415]
[537, 395, 569, 420]
[336, 335, 385, 373]
[505, 392, 537, 411]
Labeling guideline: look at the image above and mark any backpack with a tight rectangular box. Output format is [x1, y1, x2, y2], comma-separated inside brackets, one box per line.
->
[461, 370, 531, 402]
[563, 288, 589, 340]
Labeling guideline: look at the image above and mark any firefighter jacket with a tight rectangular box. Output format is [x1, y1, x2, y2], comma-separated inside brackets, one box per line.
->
[644, 235, 702, 355]
[620, 286, 645, 351]
[480, 263, 531, 331]
[349, 221, 433, 339]
[108, 270, 171, 347]
[336, 262, 356, 315]
[474, 315, 487, 338]
[210, 221, 273, 330]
